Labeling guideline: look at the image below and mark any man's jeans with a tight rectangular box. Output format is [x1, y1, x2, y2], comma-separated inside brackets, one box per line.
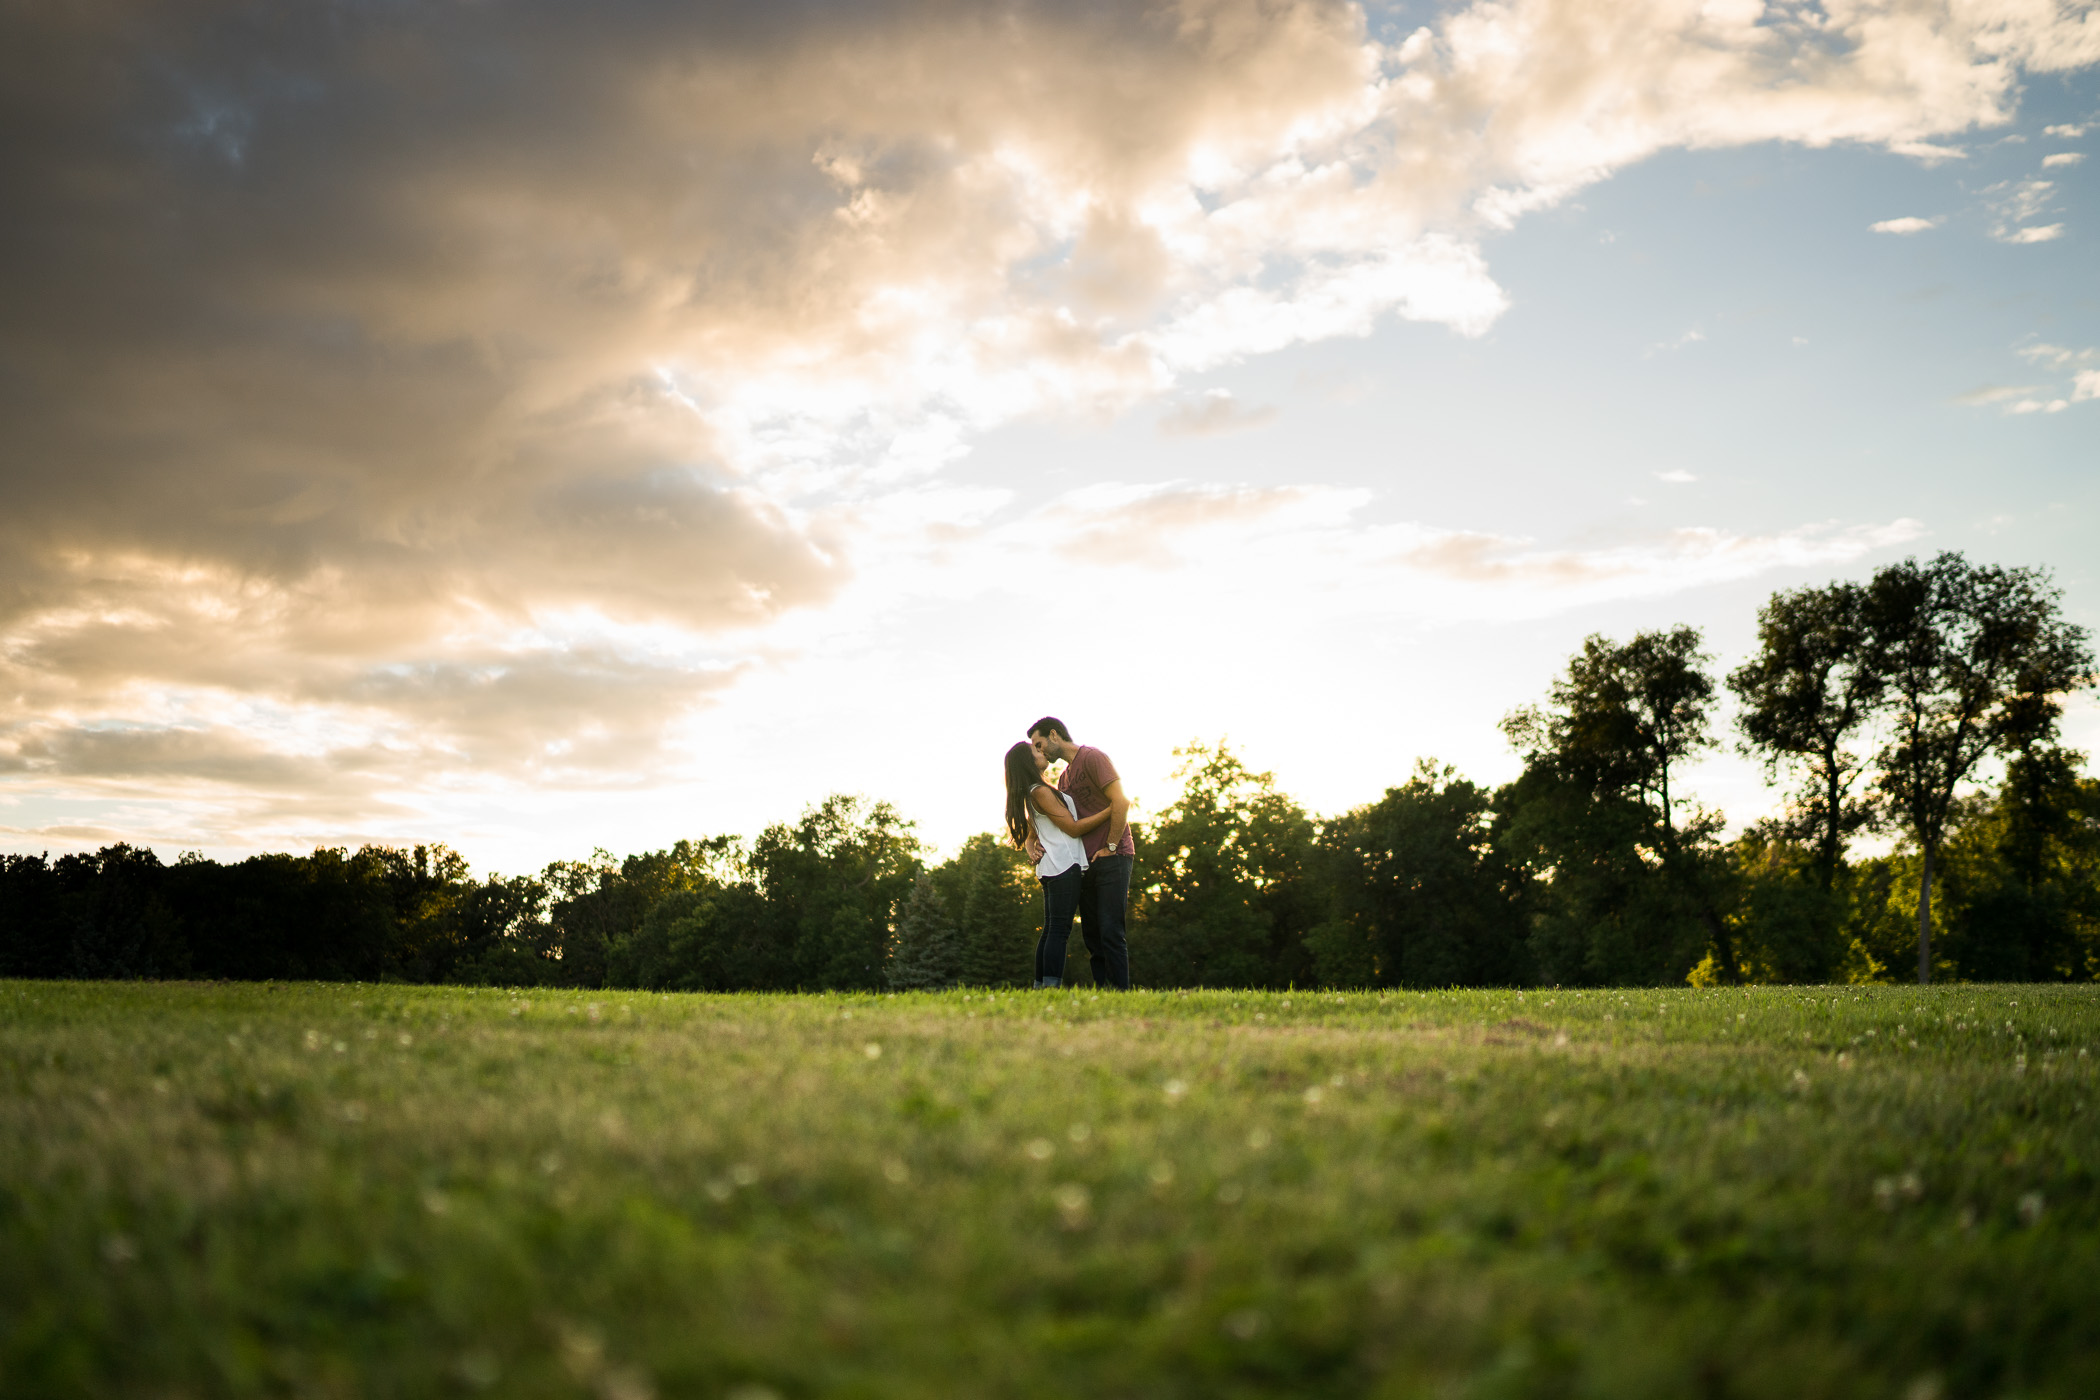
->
[1076, 851, 1132, 990]
[1035, 864, 1083, 987]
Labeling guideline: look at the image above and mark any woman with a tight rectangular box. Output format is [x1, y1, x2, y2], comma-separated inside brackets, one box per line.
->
[1004, 741, 1111, 988]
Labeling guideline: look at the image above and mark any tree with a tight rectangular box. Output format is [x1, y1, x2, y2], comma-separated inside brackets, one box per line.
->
[545, 840, 733, 988]
[887, 872, 964, 990]
[1729, 581, 1884, 890]
[1311, 761, 1529, 988]
[1133, 742, 1320, 988]
[1937, 747, 2100, 982]
[748, 794, 922, 990]
[1502, 626, 1742, 983]
[1866, 553, 2094, 983]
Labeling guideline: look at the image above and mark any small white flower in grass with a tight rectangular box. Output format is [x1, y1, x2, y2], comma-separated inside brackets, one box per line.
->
[332, 1041, 347, 1054]
[1067, 1122, 1092, 1143]
[1025, 1138, 1055, 1161]
[1329, 1073, 1346, 1088]
[100, 1234, 137, 1265]
[1302, 1086, 1324, 1106]
[1052, 1182, 1092, 1227]
[730, 1163, 759, 1187]
[1904, 1375, 1944, 1400]
[1791, 1069, 1811, 1091]
[539, 1153, 562, 1175]
[397, 1032, 414, 1047]
[587, 1004, 602, 1023]
[2019, 1192, 2045, 1227]
[1163, 1079, 1188, 1101]
[453, 1350, 501, 1389]
[1223, 1308, 1265, 1340]
[863, 1042, 882, 1060]
[422, 1188, 450, 1216]
[303, 1029, 321, 1051]
[705, 1179, 733, 1202]
[1149, 1161, 1175, 1185]
[882, 1159, 910, 1184]
[1247, 1127, 1271, 1150]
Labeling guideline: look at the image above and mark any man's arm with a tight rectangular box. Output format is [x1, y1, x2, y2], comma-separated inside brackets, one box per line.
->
[1101, 778, 1130, 852]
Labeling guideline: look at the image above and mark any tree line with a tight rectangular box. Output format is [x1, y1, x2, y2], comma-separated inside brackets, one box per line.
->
[4, 552, 2093, 990]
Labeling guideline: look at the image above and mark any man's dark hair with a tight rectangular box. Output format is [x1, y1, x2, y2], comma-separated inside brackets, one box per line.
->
[1027, 716, 1072, 743]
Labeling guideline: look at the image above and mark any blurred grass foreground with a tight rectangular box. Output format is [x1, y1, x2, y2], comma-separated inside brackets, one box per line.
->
[4, 981, 2096, 1399]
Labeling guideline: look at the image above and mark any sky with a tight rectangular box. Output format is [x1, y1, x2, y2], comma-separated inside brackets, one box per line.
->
[2, 0, 2097, 876]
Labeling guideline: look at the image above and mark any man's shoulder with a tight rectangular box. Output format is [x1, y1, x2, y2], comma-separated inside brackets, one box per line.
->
[1076, 745, 1119, 781]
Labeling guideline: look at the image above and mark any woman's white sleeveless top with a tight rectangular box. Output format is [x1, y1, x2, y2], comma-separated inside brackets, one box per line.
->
[1030, 787, 1089, 879]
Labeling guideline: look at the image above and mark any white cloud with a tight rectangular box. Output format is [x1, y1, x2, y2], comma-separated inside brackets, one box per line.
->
[1159, 389, 1279, 438]
[1647, 329, 1706, 356]
[1871, 216, 1943, 234]
[1985, 178, 2066, 242]
[1973, 344, 2099, 414]
[1955, 383, 2041, 405]
[1655, 469, 1699, 483]
[2044, 123, 2090, 137]
[2042, 151, 2086, 166]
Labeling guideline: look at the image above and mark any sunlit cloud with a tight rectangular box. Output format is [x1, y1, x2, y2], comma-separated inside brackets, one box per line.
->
[1871, 215, 1944, 234]
[1159, 390, 1279, 438]
[3, 0, 2096, 855]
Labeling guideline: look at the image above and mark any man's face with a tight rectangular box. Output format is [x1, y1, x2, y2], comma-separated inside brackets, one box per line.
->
[1030, 731, 1066, 767]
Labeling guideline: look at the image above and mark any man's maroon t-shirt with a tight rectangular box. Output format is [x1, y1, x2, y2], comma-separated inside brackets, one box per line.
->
[1058, 746, 1135, 860]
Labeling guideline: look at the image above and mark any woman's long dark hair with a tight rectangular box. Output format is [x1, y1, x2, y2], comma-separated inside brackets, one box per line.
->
[1003, 742, 1042, 849]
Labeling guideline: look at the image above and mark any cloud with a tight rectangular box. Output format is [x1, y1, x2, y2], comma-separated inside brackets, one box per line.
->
[3, 0, 2097, 846]
[1871, 216, 1944, 234]
[1965, 343, 2098, 415]
[1954, 383, 2042, 404]
[1646, 329, 1706, 356]
[1159, 390, 1279, 437]
[2044, 123, 2091, 137]
[2043, 151, 2086, 166]
[1655, 470, 1699, 483]
[1984, 177, 2066, 241]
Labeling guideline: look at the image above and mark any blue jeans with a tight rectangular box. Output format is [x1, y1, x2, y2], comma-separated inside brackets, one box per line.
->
[1035, 865, 1083, 986]
[1077, 852, 1132, 990]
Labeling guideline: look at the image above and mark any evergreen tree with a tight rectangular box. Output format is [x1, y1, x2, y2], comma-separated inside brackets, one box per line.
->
[887, 872, 962, 990]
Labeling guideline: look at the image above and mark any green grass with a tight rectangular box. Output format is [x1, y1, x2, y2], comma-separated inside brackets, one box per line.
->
[3, 981, 2096, 1399]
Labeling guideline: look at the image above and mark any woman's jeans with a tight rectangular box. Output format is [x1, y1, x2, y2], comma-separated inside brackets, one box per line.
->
[1035, 864, 1083, 987]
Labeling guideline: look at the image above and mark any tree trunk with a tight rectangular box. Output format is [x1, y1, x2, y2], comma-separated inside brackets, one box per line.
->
[1698, 906, 1743, 984]
[1916, 842, 1934, 985]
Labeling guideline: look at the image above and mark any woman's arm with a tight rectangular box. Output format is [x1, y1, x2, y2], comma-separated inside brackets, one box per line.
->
[1030, 786, 1110, 837]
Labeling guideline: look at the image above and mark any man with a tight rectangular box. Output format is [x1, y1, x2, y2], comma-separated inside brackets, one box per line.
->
[1027, 717, 1133, 990]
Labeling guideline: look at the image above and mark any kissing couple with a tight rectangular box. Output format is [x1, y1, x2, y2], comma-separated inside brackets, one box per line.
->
[1002, 717, 1134, 990]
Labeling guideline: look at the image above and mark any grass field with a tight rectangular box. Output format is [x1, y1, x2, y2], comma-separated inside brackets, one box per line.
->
[3, 980, 2096, 1400]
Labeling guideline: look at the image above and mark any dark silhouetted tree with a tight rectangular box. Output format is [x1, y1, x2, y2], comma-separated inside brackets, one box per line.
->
[1501, 626, 1741, 984]
[1730, 580, 1885, 889]
[1133, 742, 1319, 988]
[1310, 760, 1529, 988]
[1867, 553, 2094, 982]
